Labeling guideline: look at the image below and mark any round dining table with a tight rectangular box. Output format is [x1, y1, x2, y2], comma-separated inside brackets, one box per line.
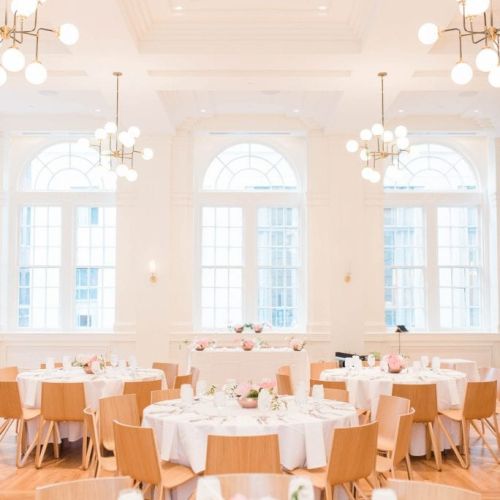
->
[17, 366, 166, 442]
[320, 366, 467, 455]
[142, 395, 358, 474]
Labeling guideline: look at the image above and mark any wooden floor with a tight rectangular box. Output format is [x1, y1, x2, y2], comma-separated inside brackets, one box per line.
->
[0, 426, 499, 499]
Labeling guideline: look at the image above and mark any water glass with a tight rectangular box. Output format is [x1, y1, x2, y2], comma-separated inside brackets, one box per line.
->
[380, 359, 389, 372]
[46, 357, 55, 370]
[180, 384, 194, 405]
[295, 381, 308, 406]
[129, 355, 138, 369]
[311, 384, 325, 402]
[196, 380, 208, 397]
[431, 356, 441, 371]
[345, 358, 353, 370]
[62, 355, 72, 371]
[367, 354, 376, 368]
[91, 360, 101, 374]
[118, 359, 127, 369]
[214, 391, 226, 408]
[412, 360, 422, 371]
[258, 389, 271, 411]
[110, 354, 119, 368]
[420, 355, 429, 368]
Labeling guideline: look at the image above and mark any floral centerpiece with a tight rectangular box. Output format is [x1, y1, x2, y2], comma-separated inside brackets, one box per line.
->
[289, 338, 305, 352]
[231, 322, 269, 334]
[382, 353, 405, 374]
[193, 338, 210, 351]
[72, 354, 105, 374]
[241, 338, 255, 351]
[235, 379, 276, 409]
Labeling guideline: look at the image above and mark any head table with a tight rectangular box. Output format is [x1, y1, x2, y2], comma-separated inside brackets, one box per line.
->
[187, 347, 310, 390]
[17, 367, 166, 443]
[320, 366, 467, 456]
[142, 395, 358, 474]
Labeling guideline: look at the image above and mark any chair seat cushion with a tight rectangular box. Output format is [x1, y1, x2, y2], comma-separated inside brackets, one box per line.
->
[439, 409, 463, 421]
[22, 408, 40, 421]
[377, 436, 394, 452]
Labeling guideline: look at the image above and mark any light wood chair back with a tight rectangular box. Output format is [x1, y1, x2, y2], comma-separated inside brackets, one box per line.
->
[0, 381, 23, 419]
[151, 389, 181, 404]
[40, 362, 63, 369]
[35, 477, 133, 500]
[190, 366, 200, 388]
[392, 384, 437, 422]
[387, 479, 481, 500]
[376, 394, 410, 449]
[277, 365, 291, 376]
[323, 388, 349, 402]
[41, 382, 85, 421]
[152, 362, 178, 389]
[123, 379, 162, 416]
[463, 380, 497, 420]
[326, 421, 378, 486]
[391, 409, 415, 467]
[113, 421, 162, 486]
[0, 366, 19, 381]
[310, 361, 338, 380]
[215, 474, 298, 498]
[99, 394, 140, 452]
[173, 373, 193, 389]
[478, 367, 500, 398]
[205, 434, 281, 475]
[310, 379, 346, 391]
[276, 373, 293, 396]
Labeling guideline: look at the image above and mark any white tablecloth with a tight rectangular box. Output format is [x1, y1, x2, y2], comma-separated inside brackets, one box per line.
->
[440, 358, 480, 381]
[142, 396, 358, 474]
[188, 347, 310, 390]
[320, 366, 467, 456]
[17, 367, 166, 442]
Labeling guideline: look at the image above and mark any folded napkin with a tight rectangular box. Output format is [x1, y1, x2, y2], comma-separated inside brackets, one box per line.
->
[196, 477, 223, 500]
[288, 477, 314, 500]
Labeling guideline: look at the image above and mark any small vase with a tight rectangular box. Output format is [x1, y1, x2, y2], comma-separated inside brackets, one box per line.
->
[292, 346, 303, 352]
[242, 345, 253, 351]
[83, 365, 94, 375]
[238, 397, 258, 409]
[389, 366, 402, 374]
[195, 345, 205, 351]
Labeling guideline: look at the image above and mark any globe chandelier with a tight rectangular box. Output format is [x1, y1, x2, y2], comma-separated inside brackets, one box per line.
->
[418, 0, 500, 87]
[0, 0, 79, 86]
[345, 72, 410, 184]
[77, 72, 154, 183]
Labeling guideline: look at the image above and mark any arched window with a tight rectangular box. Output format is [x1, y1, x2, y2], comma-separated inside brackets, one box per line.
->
[383, 143, 484, 331]
[16, 142, 116, 330]
[198, 142, 304, 331]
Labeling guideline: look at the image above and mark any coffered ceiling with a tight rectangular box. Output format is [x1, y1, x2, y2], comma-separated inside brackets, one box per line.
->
[0, 0, 499, 135]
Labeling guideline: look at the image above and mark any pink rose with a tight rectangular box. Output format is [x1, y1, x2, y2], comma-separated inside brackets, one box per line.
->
[233, 324, 244, 333]
[235, 383, 252, 397]
[242, 339, 254, 350]
[386, 354, 402, 372]
[259, 378, 276, 389]
[252, 323, 263, 333]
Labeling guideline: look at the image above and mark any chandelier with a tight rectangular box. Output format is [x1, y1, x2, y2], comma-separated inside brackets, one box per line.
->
[345, 72, 410, 184]
[78, 72, 154, 183]
[0, 0, 79, 86]
[418, 0, 500, 87]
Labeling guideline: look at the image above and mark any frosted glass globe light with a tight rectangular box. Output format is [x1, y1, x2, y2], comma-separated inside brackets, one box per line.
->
[77, 137, 90, 149]
[383, 130, 394, 143]
[95, 128, 107, 140]
[418, 23, 439, 45]
[459, 0, 490, 16]
[371, 123, 384, 136]
[118, 131, 135, 148]
[370, 170, 381, 183]
[0, 67, 7, 87]
[397, 137, 410, 150]
[128, 126, 141, 138]
[346, 139, 359, 153]
[104, 121, 117, 134]
[360, 129, 372, 141]
[142, 147, 154, 160]
[360, 149, 369, 162]
[394, 125, 408, 138]
[2, 47, 25, 72]
[58, 23, 79, 45]
[361, 167, 373, 180]
[11, 0, 38, 17]
[451, 61, 473, 84]
[126, 169, 138, 182]
[115, 163, 129, 177]
[488, 65, 500, 87]
[475, 47, 498, 72]
[25, 61, 47, 85]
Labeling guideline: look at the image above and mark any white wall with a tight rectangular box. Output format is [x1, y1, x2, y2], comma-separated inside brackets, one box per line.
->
[1, 122, 500, 370]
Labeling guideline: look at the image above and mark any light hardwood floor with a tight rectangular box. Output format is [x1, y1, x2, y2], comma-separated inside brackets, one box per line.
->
[0, 426, 499, 499]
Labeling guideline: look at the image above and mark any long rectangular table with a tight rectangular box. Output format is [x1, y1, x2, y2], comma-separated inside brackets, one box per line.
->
[187, 347, 310, 388]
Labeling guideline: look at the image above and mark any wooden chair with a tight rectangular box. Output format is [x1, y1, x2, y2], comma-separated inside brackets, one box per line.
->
[0, 366, 19, 381]
[173, 373, 193, 389]
[205, 434, 281, 475]
[190, 366, 200, 389]
[276, 372, 293, 396]
[387, 478, 481, 500]
[113, 421, 195, 498]
[40, 362, 63, 369]
[310, 379, 347, 391]
[376, 408, 415, 481]
[314, 381, 368, 423]
[392, 383, 443, 470]
[123, 379, 162, 417]
[35, 382, 86, 468]
[439, 380, 500, 468]
[0, 381, 40, 467]
[310, 361, 338, 380]
[375, 394, 410, 454]
[35, 477, 133, 500]
[324, 388, 349, 402]
[152, 362, 178, 389]
[99, 394, 140, 453]
[151, 389, 181, 404]
[83, 408, 116, 477]
[290, 421, 379, 500]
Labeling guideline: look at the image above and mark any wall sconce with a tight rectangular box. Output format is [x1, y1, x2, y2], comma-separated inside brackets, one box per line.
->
[149, 260, 157, 284]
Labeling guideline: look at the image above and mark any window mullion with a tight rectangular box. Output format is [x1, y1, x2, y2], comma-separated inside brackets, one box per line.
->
[245, 204, 257, 323]
[61, 201, 74, 330]
[427, 205, 439, 330]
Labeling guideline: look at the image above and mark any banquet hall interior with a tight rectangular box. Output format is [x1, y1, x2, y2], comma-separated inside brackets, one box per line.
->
[1, 0, 500, 499]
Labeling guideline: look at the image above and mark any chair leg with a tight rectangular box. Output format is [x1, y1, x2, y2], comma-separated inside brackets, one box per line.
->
[0, 419, 14, 442]
[462, 419, 470, 468]
[470, 419, 500, 464]
[53, 422, 60, 458]
[405, 454, 413, 480]
[437, 416, 467, 468]
[17, 419, 39, 468]
[340, 484, 356, 500]
[36, 420, 54, 468]
[428, 420, 442, 471]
